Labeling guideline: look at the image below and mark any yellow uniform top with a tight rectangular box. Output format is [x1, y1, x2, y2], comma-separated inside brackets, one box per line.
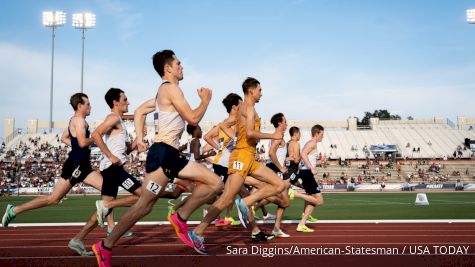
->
[213, 128, 230, 165]
[235, 116, 261, 154]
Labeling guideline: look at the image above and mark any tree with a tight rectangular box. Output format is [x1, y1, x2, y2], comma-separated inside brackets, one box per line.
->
[356, 109, 402, 126]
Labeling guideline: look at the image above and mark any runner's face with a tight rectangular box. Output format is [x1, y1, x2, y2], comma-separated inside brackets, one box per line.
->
[251, 85, 262, 103]
[231, 100, 242, 114]
[170, 55, 183, 81]
[280, 117, 288, 131]
[79, 97, 91, 116]
[117, 93, 129, 113]
[196, 126, 202, 138]
[316, 131, 324, 142]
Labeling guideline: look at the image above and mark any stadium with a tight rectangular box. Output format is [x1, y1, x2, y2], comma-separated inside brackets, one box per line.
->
[2, 115, 475, 194]
[1, 1, 475, 267]
[1, 115, 475, 266]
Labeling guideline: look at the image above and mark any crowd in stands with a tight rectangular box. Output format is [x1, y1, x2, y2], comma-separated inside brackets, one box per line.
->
[1, 130, 474, 193]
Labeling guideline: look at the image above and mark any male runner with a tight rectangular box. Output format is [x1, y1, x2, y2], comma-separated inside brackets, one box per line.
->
[67, 88, 143, 255]
[188, 77, 286, 254]
[92, 50, 223, 267]
[298, 124, 325, 232]
[2, 93, 104, 254]
[264, 113, 291, 237]
[203, 93, 242, 226]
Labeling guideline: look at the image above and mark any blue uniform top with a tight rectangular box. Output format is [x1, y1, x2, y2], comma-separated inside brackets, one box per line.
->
[68, 123, 91, 163]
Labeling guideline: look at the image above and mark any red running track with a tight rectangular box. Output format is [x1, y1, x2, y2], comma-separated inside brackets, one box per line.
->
[1, 223, 474, 267]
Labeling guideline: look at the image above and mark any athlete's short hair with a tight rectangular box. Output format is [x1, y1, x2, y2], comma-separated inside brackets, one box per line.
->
[311, 124, 324, 137]
[105, 88, 124, 109]
[242, 77, 260, 95]
[289, 126, 300, 137]
[222, 93, 242, 114]
[186, 124, 198, 135]
[270, 113, 284, 128]
[70, 93, 88, 111]
[152, 50, 175, 77]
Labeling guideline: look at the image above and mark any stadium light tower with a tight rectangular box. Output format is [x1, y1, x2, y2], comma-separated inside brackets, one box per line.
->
[467, 9, 475, 24]
[43, 11, 66, 133]
[72, 12, 96, 93]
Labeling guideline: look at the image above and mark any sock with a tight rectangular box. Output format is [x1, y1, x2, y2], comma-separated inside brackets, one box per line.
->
[101, 240, 112, 251]
[177, 212, 186, 222]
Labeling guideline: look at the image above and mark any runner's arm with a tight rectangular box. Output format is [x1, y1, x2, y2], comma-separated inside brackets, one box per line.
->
[73, 118, 93, 148]
[203, 125, 219, 150]
[134, 98, 155, 150]
[170, 84, 211, 125]
[60, 127, 71, 146]
[244, 105, 281, 140]
[91, 114, 121, 164]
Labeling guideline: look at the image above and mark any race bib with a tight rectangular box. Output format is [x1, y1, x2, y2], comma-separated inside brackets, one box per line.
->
[122, 178, 134, 190]
[232, 161, 243, 171]
[72, 165, 81, 179]
[146, 181, 162, 195]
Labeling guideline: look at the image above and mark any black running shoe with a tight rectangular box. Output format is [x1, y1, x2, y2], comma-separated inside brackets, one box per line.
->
[251, 231, 275, 242]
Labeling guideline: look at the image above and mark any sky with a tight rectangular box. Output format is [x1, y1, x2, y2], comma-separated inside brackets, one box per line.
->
[1, 0, 475, 139]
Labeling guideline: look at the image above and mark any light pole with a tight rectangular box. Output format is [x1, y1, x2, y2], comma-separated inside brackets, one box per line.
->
[72, 12, 96, 93]
[467, 9, 475, 24]
[43, 11, 66, 133]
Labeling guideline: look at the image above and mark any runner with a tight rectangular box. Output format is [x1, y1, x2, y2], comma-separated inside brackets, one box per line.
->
[68, 88, 143, 255]
[92, 50, 223, 267]
[188, 77, 286, 254]
[297, 124, 325, 232]
[2, 93, 104, 256]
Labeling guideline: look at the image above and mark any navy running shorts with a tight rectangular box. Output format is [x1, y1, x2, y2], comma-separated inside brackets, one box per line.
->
[61, 158, 94, 186]
[145, 142, 189, 181]
[284, 162, 299, 182]
[299, 169, 321, 195]
[101, 164, 141, 197]
[213, 164, 229, 183]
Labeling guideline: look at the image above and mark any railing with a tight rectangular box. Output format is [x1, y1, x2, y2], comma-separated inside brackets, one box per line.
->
[4, 131, 18, 144]
[446, 118, 456, 129]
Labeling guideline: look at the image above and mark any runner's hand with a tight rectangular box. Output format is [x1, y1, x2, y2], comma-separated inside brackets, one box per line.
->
[197, 87, 212, 104]
[137, 140, 147, 152]
[109, 155, 121, 165]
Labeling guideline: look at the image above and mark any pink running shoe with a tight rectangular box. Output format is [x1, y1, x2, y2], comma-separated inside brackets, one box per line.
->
[92, 241, 112, 267]
[168, 213, 193, 248]
[215, 218, 231, 227]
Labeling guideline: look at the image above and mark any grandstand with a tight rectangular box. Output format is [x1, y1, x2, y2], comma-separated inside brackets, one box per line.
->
[1, 116, 474, 193]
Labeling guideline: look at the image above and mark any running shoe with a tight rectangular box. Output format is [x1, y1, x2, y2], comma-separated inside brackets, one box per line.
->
[168, 213, 193, 248]
[296, 225, 314, 232]
[263, 213, 276, 221]
[68, 239, 94, 256]
[288, 188, 295, 200]
[235, 197, 249, 228]
[107, 229, 133, 238]
[167, 205, 175, 216]
[301, 212, 318, 223]
[96, 200, 109, 228]
[92, 241, 112, 267]
[2, 204, 15, 228]
[189, 231, 208, 255]
[224, 217, 241, 226]
[272, 229, 290, 238]
[251, 231, 275, 242]
[215, 218, 231, 227]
